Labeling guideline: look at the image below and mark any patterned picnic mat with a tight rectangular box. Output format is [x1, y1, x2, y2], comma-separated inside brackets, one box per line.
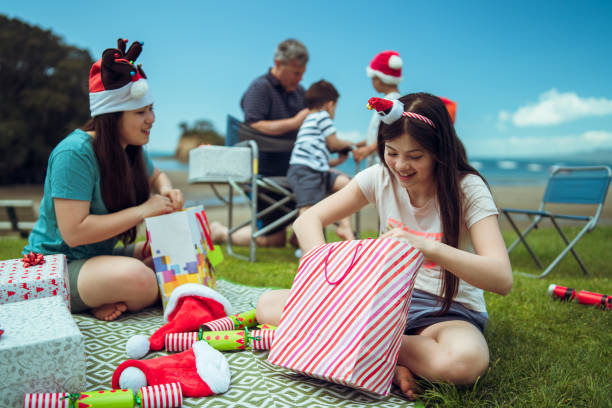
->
[73, 280, 420, 407]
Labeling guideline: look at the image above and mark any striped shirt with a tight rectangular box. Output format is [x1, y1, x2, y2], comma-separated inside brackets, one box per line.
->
[289, 111, 336, 172]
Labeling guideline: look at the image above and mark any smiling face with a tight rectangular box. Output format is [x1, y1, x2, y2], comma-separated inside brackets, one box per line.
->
[118, 104, 155, 148]
[384, 132, 436, 192]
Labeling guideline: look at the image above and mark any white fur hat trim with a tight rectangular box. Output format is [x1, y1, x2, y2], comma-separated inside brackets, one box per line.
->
[193, 341, 231, 393]
[163, 283, 233, 322]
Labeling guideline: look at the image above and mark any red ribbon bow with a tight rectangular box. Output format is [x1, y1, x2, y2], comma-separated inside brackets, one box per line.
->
[21, 252, 45, 267]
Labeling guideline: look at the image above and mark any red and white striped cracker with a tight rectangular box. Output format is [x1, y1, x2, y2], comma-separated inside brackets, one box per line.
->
[139, 382, 183, 408]
[268, 238, 422, 396]
[202, 316, 235, 331]
[23, 393, 70, 408]
[165, 332, 199, 352]
[250, 329, 275, 350]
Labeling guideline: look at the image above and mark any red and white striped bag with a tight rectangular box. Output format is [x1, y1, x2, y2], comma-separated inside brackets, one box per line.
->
[267, 238, 423, 396]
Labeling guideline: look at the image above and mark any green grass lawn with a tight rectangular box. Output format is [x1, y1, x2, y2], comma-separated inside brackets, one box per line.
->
[2, 226, 611, 407]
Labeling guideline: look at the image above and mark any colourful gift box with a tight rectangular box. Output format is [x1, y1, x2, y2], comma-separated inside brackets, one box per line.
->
[0, 296, 86, 407]
[145, 206, 217, 311]
[268, 238, 423, 396]
[0, 254, 70, 310]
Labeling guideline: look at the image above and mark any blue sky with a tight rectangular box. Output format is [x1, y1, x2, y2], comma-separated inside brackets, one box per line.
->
[3, 1, 612, 158]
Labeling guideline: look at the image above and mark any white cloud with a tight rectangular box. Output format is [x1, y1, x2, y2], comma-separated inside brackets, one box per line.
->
[498, 89, 612, 127]
[468, 130, 612, 157]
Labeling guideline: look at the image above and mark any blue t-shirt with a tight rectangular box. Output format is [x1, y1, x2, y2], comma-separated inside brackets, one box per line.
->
[24, 129, 154, 262]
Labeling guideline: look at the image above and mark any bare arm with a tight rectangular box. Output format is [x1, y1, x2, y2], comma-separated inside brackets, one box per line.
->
[379, 215, 513, 295]
[293, 179, 369, 252]
[54, 195, 174, 247]
[149, 168, 184, 210]
[325, 133, 354, 152]
[250, 108, 309, 136]
[353, 142, 378, 162]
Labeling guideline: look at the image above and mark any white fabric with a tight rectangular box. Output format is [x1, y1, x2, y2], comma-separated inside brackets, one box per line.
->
[192, 341, 231, 393]
[366, 66, 403, 85]
[163, 283, 233, 322]
[289, 110, 336, 172]
[365, 91, 401, 168]
[355, 164, 499, 312]
[89, 80, 154, 117]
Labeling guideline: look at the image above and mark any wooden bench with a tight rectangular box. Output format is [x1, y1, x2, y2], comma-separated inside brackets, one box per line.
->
[0, 200, 38, 238]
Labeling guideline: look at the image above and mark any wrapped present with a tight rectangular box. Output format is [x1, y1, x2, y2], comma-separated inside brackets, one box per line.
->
[0, 253, 70, 310]
[145, 206, 221, 310]
[267, 238, 423, 396]
[0, 296, 86, 407]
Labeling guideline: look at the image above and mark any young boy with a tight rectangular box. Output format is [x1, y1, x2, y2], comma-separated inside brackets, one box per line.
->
[287, 80, 355, 242]
[353, 50, 403, 167]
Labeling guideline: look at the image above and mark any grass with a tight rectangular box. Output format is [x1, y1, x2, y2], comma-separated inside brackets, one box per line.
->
[3, 225, 611, 407]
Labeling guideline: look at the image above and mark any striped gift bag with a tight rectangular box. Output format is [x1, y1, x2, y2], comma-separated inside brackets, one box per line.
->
[267, 238, 423, 396]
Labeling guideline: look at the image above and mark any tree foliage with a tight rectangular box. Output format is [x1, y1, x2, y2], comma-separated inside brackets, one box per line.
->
[0, 15, 93, 184]
[174, 119, 224, 161]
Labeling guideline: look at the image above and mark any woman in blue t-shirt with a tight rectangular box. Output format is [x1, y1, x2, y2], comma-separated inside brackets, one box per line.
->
[24, 39, 183, 321]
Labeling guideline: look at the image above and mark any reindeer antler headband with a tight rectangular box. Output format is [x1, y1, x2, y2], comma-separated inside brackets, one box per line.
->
[367, 97, 435, 128]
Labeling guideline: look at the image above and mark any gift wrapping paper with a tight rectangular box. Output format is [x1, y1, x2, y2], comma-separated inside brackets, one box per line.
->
[0, 254, 70, 310]
[268, 238, 423, 396]
[0, 296, 86, 407]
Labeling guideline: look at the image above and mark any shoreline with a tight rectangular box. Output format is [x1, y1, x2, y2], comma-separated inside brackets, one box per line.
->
[1, 170, 611, 233]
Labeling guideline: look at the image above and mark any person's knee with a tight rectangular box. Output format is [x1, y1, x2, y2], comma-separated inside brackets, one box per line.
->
[332, 175, 350, 191]
[432, 346, 489, 384]
[255, 290, 287, 326]
[122, 262, 158, 297]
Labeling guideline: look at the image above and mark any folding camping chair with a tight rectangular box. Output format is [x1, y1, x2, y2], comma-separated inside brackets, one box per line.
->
[502, 165, 611, 278]
[189, 116, 361, 262]
[188, 116, 300, 262]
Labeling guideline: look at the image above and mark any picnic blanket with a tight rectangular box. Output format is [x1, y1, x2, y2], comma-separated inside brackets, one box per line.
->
[74, 279, 421, 407]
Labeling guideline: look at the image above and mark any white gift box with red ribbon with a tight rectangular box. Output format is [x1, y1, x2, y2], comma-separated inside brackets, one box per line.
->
[0, 254, 70, 310]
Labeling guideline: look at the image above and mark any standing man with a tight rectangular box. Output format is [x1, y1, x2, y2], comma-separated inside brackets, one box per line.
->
[211, 39, 309, 247]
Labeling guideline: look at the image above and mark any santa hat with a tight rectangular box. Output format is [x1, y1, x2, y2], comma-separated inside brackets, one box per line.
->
[112, 340, 230, 398]
[126, 283, 232, 359]
[89, 38, 154, 117]
[366, 50, 403, 85]
[439, 96, 457, 124]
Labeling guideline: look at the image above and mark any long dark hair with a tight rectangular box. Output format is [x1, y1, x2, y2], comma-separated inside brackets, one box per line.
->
[377, 92, 486, 313]
[82, 113, 150, 244]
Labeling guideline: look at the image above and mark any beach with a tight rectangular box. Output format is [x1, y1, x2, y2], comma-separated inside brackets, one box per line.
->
[1, 169, 611, 235]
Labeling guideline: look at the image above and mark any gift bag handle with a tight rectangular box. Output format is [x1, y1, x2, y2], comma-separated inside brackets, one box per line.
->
[324, 242, 363, 285]
[196, 211, 215, 251]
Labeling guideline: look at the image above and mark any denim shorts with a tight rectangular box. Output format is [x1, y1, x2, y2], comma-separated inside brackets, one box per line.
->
[67, 244, 137, 313]
[404, 289, 488, 334]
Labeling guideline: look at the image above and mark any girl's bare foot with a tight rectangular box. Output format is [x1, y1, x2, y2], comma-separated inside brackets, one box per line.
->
[336, 224, 355, 241]
[393, 364, 419, 400]
[92, 302, 127, 321]
[210, 221, 228, 244]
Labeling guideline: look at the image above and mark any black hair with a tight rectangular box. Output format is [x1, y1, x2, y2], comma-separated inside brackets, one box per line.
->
[377, 92, 486, 313]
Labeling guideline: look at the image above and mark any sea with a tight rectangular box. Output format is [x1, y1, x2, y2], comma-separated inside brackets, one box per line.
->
[151, 152, 612, 187]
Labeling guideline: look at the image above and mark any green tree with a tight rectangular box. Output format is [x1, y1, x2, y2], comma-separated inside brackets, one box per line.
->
[0, 15, 93, 184]
[175, 119, 224, 161]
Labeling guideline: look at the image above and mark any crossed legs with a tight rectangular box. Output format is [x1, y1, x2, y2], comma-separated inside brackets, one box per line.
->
[255, 290, 489, 399]
[77, 241, 159, 321]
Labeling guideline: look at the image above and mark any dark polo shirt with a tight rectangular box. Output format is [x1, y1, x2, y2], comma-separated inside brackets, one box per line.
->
[240, 70, 306, 176]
